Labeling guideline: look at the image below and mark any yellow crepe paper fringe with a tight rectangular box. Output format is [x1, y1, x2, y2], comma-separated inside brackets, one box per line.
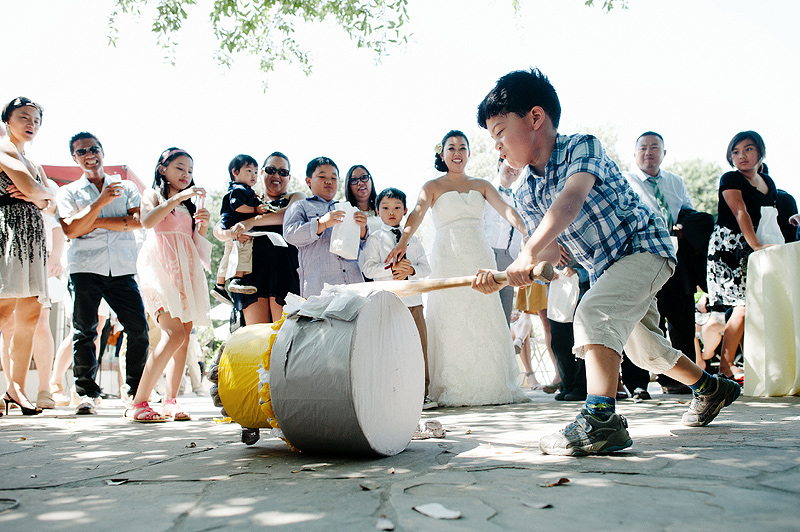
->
[257, 313, 298, 451]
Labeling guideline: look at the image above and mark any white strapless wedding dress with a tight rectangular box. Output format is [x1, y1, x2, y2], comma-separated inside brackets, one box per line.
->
[426, 190, 529, 407]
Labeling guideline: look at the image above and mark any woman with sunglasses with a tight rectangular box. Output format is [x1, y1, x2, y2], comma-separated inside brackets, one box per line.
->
[345, 165, 382, 234]
[0, 97, 54, 415]
[214, 152, 304, 324]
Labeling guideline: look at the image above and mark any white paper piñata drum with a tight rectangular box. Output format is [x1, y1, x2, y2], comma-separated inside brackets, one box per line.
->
[270, 290, 424, 456]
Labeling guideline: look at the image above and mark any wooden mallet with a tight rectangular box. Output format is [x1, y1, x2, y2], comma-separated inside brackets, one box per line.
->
[333, 261, 554, 299]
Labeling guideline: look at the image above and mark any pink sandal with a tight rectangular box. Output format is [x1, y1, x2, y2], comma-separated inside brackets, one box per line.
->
[132, 401, 168, 423]
[162, 398, 191, 421]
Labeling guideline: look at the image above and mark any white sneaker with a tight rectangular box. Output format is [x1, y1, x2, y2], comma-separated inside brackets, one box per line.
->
[422, 396, 438, 410]
[75, 396, 97, 415]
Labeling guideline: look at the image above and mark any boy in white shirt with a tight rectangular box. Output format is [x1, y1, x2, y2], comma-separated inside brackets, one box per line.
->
[360, 188, 435, 409]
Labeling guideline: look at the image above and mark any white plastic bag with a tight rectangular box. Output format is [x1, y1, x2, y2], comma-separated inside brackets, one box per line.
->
[755, 206, 784, 246]
[546, 270, 579, 323]
[329, 202, 361, 260]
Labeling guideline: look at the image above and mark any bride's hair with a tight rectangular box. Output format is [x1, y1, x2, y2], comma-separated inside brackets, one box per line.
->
[434, 130, 470, 172]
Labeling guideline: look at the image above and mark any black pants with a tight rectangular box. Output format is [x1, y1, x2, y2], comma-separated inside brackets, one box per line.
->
[549, 319, 586, 395]
[654, 274, 696, 388]
[70, 273, 149, 398]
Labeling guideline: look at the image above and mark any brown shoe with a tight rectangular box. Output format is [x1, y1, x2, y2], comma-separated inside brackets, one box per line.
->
[37, 390, 56, 409]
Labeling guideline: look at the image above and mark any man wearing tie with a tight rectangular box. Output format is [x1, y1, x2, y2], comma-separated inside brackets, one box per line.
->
[624, 132, 696, 394]
[484, 158, 524, 323]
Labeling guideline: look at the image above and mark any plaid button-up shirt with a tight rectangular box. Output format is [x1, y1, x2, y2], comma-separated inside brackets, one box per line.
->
[515, 134, 675, 285]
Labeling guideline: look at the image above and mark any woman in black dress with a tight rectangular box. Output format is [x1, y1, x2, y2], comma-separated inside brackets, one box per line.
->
[214, 152, 304, 324]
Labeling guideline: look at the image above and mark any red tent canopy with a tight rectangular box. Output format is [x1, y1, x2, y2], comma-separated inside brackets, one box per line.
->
[42, 165, 146, 192]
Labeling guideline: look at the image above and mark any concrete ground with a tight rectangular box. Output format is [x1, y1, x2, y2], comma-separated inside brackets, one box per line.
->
[0, 385, 798, 532]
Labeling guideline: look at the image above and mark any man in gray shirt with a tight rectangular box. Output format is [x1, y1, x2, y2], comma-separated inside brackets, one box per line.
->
[56, 132, 149, 414]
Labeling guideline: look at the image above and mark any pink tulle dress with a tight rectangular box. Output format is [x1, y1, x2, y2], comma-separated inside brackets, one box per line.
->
[137, 203, 211, 326]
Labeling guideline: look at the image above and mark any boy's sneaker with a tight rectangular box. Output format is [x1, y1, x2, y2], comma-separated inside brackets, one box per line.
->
[211, 284, 233, 305]
[228, 278, 257, 295]
[681, 374, 741, 427]
[75, 396, 97, 415]
[539, 409, 632, 456]
[422, 396, 438, 410]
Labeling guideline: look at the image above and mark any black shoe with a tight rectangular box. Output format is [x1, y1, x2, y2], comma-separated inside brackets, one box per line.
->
[241, 428, 260, 446]
[3, 393, 42, 416]
[661, 384, 692, 395]
[632, 388, 651, 401]
[555, 391, 586, 401]
[228, 278, 257, 295]
[211, 284, 234, 306]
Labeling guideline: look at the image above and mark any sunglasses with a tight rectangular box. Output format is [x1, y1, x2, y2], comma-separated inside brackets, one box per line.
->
[349, 174, 371, 185]
[263, 166, 290, 177]
[74, 146, 101, 157]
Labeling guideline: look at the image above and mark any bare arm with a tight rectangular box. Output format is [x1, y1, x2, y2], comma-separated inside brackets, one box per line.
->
[483, 181, 526, 233]
[0, 142, 53, 201]
[47, 224, 66, 278]
[237, 192, 307, 232]
[722, 189, 769, 251]
[140, 186, 205, 230]
[385, 182, 436, 264]
[503, 172, 595, 289]
[60, 182, 143, 239]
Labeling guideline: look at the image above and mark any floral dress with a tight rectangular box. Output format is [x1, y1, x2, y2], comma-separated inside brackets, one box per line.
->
[707, 170, 777, 307]
[0, 170, 47, 303]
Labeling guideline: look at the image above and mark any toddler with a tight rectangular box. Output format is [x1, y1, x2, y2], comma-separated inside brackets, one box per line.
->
[211, 154, 270, 304]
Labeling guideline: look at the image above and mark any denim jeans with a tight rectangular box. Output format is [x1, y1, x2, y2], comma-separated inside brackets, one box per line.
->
[70, 273, 149, 398]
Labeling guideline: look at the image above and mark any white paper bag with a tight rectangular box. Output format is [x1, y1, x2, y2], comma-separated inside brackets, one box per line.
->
[546, 271, 579, 323]
[329, 202, 361, 260]
[755, 206, 785, 246]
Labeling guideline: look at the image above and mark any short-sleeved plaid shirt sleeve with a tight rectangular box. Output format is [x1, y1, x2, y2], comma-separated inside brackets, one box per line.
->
[515, 134, 675, 284]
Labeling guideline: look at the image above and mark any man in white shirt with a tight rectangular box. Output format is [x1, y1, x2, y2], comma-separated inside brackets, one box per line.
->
[56, 132, 149, 414]
[624, 132, 696, 394]
[484, 158, 524, 324]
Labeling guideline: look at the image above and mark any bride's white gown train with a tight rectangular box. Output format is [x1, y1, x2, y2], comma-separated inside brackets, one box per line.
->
[426, 190, 529, 407]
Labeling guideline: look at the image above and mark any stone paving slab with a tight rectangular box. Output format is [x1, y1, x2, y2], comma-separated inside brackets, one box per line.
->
[0, 390, 798, 531]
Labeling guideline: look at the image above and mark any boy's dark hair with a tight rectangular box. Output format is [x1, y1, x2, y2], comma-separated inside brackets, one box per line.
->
[2, 96, 43, 124]
[69, 132, 102, 155]
[228, 154, 259, 180]
[306, 156, 338, 178]
[376, 187, 407, 209]
[434, 130, 469, 172]
[726, 130, 766, 167]
[477, 68, 561, 129]
[636, 131, 664, 144]
[263, 151, 290, 170]
[345, 164, 377, 211]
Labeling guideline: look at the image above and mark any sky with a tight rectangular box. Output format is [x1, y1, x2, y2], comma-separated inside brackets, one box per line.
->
[6, 0, 800, 204]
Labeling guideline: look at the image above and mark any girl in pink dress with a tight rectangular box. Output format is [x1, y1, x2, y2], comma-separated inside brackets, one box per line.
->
[132, 148, 211, 422]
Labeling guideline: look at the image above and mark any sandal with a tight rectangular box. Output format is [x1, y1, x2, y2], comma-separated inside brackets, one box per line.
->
[524, 371, 541, 390]
[162, 398, 191, 421]
[542, 382, 560, 394]
[131, 401, 168, 423]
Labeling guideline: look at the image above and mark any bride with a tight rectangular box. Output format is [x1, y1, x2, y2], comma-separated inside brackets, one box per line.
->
[386, 130, 529, 406]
